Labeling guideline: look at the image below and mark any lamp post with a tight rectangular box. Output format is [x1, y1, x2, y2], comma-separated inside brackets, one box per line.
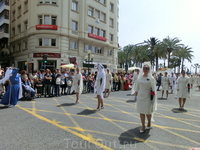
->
[125, 42, 145, 73]
[84, 50, 94, 73]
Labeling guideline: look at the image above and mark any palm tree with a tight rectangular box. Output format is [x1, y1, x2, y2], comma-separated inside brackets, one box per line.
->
[162, 36, 182, 67]
[118, 50, 126, 68]
[174, 45, 193, 71]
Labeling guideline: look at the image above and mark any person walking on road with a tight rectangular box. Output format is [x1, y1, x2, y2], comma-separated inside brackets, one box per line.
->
[177, 70, 190, 110]
[161, 72, 170, 99]
[104, 69, 112, 98]
[72, 67, 83, 104]
[94, 64, 106, 111]
[134, 62, 157, 133]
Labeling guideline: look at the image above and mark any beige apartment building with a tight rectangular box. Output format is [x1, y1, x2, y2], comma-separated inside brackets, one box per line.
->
[9, 0, 119, 72]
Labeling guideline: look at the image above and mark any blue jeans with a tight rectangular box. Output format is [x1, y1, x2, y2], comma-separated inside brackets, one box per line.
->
[87, 81, 92, 93]
[55, 85, 60, 96]
[66, 86, 71, 95]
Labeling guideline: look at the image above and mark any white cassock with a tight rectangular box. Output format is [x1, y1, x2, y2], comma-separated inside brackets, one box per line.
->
[105, 73, 112, 90]
[72, 73, 83, 94]
[131, 73, 139, 95]
[161, 76, 170, 90]
[169, 76, 176, 90]
[177, 76, 190, 98]
[196, 76, 200, 86]
[190, 76, 195, 84]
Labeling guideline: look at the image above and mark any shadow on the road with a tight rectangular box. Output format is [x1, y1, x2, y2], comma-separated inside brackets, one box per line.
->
[0, 106, 9, 109]
[126, 100, 136, 103]
[158, 98, 168, 100]
[77, 109, 95, 115]
[126, 94, 133, 96]
[118, 127, 150, 145]
[57, 103, 75, 107]
[171, 108, 188, 113]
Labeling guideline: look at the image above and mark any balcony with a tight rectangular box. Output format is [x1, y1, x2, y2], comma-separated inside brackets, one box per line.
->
[0, 2, 9, 14]
[0, 16, 9, 26]
[0, 32, 9, 39]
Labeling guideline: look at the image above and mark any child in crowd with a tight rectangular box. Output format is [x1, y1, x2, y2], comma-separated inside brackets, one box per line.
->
[55, 74, 61, 97]
[66, 78, 72, 95]
[35, 79, 43, 98]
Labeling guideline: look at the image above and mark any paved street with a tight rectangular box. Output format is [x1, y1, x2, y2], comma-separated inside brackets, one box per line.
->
[0, 85, 200, 150]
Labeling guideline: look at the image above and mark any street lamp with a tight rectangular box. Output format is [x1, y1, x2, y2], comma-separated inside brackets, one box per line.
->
[125, 42, 145, 73]
[85, 50, 94, 73]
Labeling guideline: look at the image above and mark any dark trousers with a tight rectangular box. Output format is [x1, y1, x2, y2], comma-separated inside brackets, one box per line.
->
[55, 85, 60, 96]
[66, 86, 72, 95]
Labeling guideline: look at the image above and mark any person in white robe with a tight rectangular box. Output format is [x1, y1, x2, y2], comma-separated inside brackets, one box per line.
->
[161, 72, 170, 99]
[131, 69, 139, 101]
[135, 62, 157, 133]
[190, 74, 195, 89]
[196, 74, 200, 91]
[72, 67, 83, 104]
[177, 70, 190, 110]
[104, 69, 112, 98]
[169, 73, 176, 94]
[94, 64, 106, 111]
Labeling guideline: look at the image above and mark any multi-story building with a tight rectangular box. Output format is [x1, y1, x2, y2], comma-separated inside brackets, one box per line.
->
[0, 0, 10, 67]
[9, 0, 119, 72]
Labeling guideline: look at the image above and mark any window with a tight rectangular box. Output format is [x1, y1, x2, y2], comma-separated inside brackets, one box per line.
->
[18, 24, 21, 33]
[91, 46, 96, 53]
[84, 45, 90, 52]
[100, 12, 106, 22]
[88, 7, 93, 16]
[108, 50, 112, 56]
[18, 6, 21, 17]
[44, 15, 50, 24]
[45, 0, 50, 3]
[109, 34, 113, 41]
[12, 46, 15, 53]
[100, 30, 105, 37]
[96, 0, 105, 5]
[110, 18, 114, 27]
[24, 1, 28, 12]
[12, 11, 15, 21]
[110, 3, 114, 11]
[39, 39, 43, 46]
[97, 48, 102, 54]
[38, 15, 42, 24]
[39, 0, 43, 3]
[95, 10, 100, 19]
[18, 43, 21, 51]
[51, 39, 56, 46]
[72, 21, 78, 30]
[52, 0, 57, 4]
[70, 42, 77, 49]
[24, 41, 28, 49]
[24, 21, 28, 30]
[44, 38, 49, 46]
[94, 28, 99, 35]
[88, 25, 93, 33]
[72, 1, 77, 11]
[12, 28, 15, 36]
[51, 16, 57, 25]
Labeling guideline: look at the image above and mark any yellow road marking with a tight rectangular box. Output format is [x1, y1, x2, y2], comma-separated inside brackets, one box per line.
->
[17, 106, 113, 150]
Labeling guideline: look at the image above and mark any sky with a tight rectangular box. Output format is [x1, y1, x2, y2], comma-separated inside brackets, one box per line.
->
[119, 0, 200, 71]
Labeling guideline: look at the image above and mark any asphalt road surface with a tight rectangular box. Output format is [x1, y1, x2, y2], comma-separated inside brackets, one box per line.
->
[0, 85, 200, 150]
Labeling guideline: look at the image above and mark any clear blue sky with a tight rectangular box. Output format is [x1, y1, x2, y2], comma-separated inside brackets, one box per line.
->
[119, 0, 200, 70]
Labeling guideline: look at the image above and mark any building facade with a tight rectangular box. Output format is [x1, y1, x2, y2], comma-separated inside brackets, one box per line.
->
[0, 0, 10, 66]
[9, 0, 119, 72]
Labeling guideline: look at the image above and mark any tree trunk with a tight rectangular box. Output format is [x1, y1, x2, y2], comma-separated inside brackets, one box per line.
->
[168, 52, 171, 67]
[155, 55, 158, 71]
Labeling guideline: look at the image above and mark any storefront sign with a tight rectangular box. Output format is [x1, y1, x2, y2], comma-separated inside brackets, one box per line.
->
[88, 33, 107, 42]
[36, 25, 58, 30]
[33, 53, 61, 58]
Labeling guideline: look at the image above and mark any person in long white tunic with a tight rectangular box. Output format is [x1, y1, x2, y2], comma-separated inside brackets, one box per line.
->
[72, 68, 83, 104]
[135, 62, 157, 133]
[190, 74, 195, 89]
[177, 70, 190, 110]
[161, 72, 170, 99]
[196, 74, 200, 90]
[169, 73, 176, 93]
[131, 69, 139, 95]
[104, 69, 112, 98]
[94, 64, 106, 111]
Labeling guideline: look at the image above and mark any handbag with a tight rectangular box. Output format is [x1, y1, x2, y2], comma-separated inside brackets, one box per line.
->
[60, 80, 65, 85]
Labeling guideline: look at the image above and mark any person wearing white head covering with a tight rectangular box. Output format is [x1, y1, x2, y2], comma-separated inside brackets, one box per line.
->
[104, 69, 112, 98]
[169, 72, 176, 93]
[134, 62, 157, 133]
[161, 72, 170, 99]
[177, 70, 190, 110]
[131, 69, 140, 101]
[94, 64, 106, 111]
[190, 74, 195, 89]
[72, 67, 83, 103]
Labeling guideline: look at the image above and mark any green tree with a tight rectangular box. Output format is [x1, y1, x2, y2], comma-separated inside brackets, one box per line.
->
[118, 50, 126, 68]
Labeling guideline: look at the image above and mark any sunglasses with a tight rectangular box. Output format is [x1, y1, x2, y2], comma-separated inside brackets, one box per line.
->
[143, 67, 149, 70]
